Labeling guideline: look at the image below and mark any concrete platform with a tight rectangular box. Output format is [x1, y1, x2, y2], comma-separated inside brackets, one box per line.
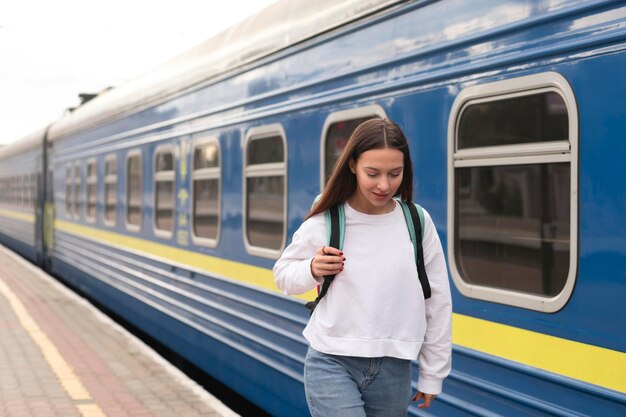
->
[0, 244, 240, 417]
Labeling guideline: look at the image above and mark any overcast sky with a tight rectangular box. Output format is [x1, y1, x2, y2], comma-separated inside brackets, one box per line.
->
[0, 0, 276, 145]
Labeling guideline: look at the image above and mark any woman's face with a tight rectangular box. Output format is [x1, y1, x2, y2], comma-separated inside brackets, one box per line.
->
[348, 148, 404, 214]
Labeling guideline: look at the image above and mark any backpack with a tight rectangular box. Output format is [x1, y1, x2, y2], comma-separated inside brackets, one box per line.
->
[305, 198, 431, 314]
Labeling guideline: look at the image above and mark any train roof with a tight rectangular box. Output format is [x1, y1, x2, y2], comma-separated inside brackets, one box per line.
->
[0, 128, 45, 160]
[46, 0, 404, 142]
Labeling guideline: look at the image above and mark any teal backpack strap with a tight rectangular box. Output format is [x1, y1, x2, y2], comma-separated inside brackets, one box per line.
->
[337, 203, 345, 250]
[415, 204, 425, 241]
[397, 199, 431, 299]
[306, 203, 345, 314]
[398, 200, 418, 259]
[314, 194, 345, 250]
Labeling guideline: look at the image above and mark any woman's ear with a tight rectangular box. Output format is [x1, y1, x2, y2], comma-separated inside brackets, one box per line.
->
[349, 158, 356, 174]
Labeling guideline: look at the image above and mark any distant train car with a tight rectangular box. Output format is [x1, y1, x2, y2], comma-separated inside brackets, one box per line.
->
[1, 0, 625, 416]
[0, 131, 46, 264]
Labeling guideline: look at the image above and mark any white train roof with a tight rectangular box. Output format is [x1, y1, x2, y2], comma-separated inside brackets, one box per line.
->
[45, 0, 403, 142]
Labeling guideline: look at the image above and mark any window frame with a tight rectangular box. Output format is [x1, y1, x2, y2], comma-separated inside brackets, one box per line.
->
[125, 150, 143, 232]
[85, 158, 97, 223]
[190, 137, 221, 248]
[447, 71, 578, 312]
[103, 154, 118, 227]
[152, 144, 176, 239]
[242, 124, 288, 259]
[319, 105, 387, 190]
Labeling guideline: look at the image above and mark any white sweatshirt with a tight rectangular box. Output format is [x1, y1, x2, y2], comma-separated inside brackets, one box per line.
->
[273, 201, 452, 395]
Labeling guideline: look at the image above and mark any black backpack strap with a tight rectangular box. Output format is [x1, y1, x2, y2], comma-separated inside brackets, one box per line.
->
[407, 202, 432, 299]
[305, 205, 341, 314]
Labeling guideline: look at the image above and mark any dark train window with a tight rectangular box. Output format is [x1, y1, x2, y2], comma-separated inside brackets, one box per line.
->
[17, 176, 24, 208]
[86, 160, 97, 221]
[244, 126, 286, 258]
[449, 72, 577, 312]
[30, 173, 36, 209]
[126, 153, 142, 229]
[104, 156, 117, 225]
[154, 148, 175, 235]
[321, 106, 386, 187]
[65, 165, 72, 216]
[192, 140, 220, 244]
[73, 163, 80, 219]
[457, 92, 568, 149]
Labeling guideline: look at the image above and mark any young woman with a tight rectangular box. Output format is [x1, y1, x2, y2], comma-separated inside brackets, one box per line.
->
[274, 118, 452, 417]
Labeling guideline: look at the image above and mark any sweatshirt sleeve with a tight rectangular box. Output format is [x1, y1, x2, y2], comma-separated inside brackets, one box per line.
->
[273, 216, 327, 296]
[416, 209, 453, 395]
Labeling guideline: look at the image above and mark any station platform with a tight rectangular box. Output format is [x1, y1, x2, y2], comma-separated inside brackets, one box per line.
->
[0, 244, 240, 417]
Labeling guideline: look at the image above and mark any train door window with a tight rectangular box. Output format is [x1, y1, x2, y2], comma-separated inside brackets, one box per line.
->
[104, 155, 117, 226]
[65, 165, 72, 216]
[126, 151, 142, 230]
[243, 125, 287, 258]
[86, 159, 97, 222]
[153, 147, 175, 237]
[73, 163, 81, 219]
[191, 139, 221, 246]
[320, 105, 387, 188]
[448, 72, 578, 312]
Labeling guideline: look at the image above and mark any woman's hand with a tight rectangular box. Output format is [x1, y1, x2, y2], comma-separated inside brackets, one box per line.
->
[412, 391, 436, 409]
[310, 246, 344, 278]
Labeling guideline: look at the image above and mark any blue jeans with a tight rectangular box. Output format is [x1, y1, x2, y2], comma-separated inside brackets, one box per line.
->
[304, 347, 412, 417]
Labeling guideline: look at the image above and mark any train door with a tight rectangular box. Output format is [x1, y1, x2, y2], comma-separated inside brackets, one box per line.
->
[34, 168, 43, 265]
[35, 128, 54, 271]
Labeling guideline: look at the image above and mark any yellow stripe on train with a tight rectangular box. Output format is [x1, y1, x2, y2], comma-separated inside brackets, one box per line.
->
[453, 314, 626, 394]
[32, 218, 625, 395]
[0, 208, 36, 223]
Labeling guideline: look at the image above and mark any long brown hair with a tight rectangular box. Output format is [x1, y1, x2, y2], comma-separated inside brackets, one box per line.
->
[306, 118, 413, 220]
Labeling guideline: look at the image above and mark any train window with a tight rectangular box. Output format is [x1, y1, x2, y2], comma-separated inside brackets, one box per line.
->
[191, 139, 221, 245]
[86, 159, 97, 222]
[65, 165, 73, 217]
[126, 152, 142, 230]
[73, 163, 81, 219]
[17, 176, 24, 208]
[30, 173, 36, 209]
[153, 147, 175, 236]
[457, 92, 568, 149]
[448, 72, 578, 312]
[243, 125, 287, 258]
[104, 156, 117, 225]
[321, 105, 387, 188]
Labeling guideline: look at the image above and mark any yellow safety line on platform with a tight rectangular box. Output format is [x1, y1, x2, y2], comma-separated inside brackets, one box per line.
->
[0, 278, 107, 417]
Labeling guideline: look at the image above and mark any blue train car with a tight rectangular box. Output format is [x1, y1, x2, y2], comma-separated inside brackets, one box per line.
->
[0, 131, 45, 263]
[1, 0, 625, 416]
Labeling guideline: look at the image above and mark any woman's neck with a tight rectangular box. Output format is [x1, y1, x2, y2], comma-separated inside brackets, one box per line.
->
[347, 195, 396, 215]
